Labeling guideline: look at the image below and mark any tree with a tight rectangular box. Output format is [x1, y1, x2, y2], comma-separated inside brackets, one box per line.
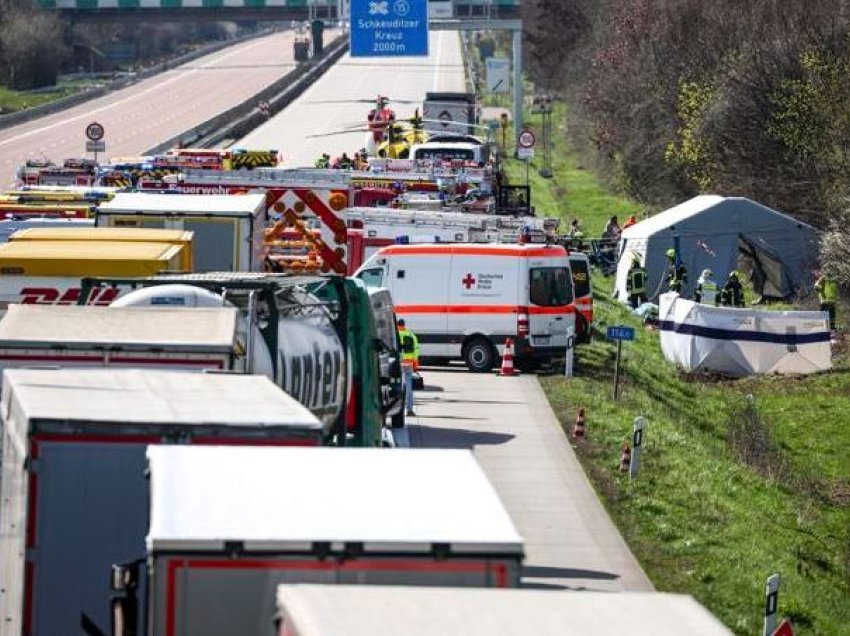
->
[0, 7, 70, 89]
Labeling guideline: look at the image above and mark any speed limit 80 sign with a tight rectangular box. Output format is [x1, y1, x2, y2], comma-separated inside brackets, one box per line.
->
[85, 121, 105, 141]
[517, 129, 536, 149]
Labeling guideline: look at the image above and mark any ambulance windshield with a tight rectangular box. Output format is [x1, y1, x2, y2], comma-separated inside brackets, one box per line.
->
[358, 267, 385, 288]
[530, 267, 573, 306]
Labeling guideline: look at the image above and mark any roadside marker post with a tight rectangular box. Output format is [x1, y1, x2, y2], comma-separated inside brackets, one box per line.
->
[763, 573, 780, 636]
[563, 324, 575, 377]
[606, 325, 635, 400]
[630, 416, 646, 479]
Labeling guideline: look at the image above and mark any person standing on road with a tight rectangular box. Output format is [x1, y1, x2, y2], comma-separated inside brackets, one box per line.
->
[397, 319, 420, 416]
[814, 270, 839, 331]
[625, 254, 647, 308]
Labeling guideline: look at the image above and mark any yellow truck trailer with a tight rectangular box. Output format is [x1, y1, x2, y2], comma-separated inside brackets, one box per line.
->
[9, 227, 195, 272]
[0, 240, 189, 308]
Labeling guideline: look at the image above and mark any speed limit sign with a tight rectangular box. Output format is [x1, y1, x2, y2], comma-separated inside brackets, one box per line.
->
[85, 121, 105, 142]
[517, 129, 536, 149]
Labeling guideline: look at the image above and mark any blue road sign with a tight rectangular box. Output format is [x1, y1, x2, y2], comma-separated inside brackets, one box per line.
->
[350, 0, 429, 57]
[606, 326, 635, 341]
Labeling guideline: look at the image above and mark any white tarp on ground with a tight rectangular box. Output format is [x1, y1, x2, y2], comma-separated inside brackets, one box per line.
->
[659, 293, 831, 376]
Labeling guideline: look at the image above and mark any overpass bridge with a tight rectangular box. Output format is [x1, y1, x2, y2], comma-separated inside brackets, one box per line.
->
[38, 0, 520, 23]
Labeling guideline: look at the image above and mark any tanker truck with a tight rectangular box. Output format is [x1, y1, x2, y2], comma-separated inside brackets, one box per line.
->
[75, 272, 384, 447]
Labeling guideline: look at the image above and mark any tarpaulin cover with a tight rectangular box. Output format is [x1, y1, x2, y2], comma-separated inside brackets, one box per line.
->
[659, 293, 831, 376]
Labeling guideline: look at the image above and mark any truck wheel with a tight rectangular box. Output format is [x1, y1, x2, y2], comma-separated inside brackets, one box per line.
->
[464, 338, 495, 372]
[391, 408, 405, 429]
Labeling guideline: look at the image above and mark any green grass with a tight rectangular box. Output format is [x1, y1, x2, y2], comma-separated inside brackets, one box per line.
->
[521, 110, 850, 633]
[0, 81, 93, 114]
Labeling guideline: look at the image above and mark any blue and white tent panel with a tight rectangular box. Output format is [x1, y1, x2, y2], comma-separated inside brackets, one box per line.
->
[659, 293, 831, 376]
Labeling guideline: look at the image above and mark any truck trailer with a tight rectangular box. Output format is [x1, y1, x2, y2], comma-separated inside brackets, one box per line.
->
[274, 585, 733, 636]
[0, 368, 325, 636]
[0, 240, 190, 310]
[0, 303, 347, 436]
[80, 272, 385, 446]
[125, 445, 525, 636]
[95, 193, 266, 272]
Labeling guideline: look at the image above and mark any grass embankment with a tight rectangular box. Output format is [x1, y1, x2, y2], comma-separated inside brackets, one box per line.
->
[0, 86, 75, 114]
[502, 106, 850, 635]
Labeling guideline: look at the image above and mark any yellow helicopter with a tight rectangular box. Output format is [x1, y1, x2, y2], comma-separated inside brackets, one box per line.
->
[375, 110, 430, 159]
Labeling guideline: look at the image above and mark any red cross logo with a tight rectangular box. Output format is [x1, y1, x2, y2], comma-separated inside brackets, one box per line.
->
[462, 274, 476, 289]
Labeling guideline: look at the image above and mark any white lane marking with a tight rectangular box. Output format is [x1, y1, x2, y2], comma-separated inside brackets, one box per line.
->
[432, 31, 443, 92]
[0, 34, 289, 149]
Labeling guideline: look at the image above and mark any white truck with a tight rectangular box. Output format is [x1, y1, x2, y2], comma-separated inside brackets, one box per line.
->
[0, 296, 345, 432]
[355, 243, 576, 371]
[345, 206, 557, 261]
[0, 368, 324, 636]
[274, 585, 734, 636]
[95, 192, 267, 272]
[120, 445, 525, 636]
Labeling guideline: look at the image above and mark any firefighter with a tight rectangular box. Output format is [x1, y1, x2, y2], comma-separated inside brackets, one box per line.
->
[397, 318, 420, 417]
[314, 153, 330, 169]
[814, 270, 838, 330]
[720, 270, 745, 307]
[695, 268, 719, 306]
[337, 152, 353, 169]
[666, 248, 688, 295]
[625, 254, 647, 309]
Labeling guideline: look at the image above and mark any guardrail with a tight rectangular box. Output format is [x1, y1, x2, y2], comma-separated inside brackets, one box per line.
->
[145, 34, 349, 153]
[0, 28, 273, 132]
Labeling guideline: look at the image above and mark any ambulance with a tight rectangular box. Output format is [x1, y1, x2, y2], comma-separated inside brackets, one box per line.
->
[355, 243, 575, 371]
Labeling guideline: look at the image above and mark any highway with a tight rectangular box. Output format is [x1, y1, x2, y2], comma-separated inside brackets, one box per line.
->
[1, 25, 655, 594]
[401, 369, 654, 591]
[245, 31, 654, 590]
[0, 29, 315, 186]
[237, 30, 466, 166]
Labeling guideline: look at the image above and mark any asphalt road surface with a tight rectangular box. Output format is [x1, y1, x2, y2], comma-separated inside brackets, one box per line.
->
[398, 368, 655, 592]
[0, 29, 317, 186]
[236, 30, 466, 167]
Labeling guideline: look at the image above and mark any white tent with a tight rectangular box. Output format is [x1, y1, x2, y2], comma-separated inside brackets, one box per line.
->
[659, 293, 831, 376]
[614, 196, 820, 303]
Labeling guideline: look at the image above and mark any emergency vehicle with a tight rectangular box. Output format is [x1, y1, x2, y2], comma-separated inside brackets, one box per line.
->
[355, 243, 576, 371]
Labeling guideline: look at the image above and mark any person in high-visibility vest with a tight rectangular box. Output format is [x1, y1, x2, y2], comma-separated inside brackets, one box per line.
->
[814, 270, 838, 330]
[666, 248, 688, 295]
[625, 254, 647, 308]
[397, 318, 420, 416]
[695, 268, 719, 306]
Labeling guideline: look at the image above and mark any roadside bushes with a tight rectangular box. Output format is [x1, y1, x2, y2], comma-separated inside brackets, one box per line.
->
[524, 0, 850, 228]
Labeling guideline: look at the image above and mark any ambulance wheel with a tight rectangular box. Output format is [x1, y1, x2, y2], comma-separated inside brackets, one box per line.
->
[464, 337, 496, 373]
[391, 408, 405, 429]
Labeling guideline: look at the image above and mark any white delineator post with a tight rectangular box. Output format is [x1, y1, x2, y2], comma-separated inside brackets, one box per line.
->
[763, 573, 780, 636]
[630, 416, 646, 479]
[564, 325, 575, 378]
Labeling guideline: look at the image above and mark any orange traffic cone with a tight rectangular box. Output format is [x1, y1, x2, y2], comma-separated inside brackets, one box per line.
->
[571, 407, 586, 438]
[619, 442, 631, 473]
[499, 338, 517, 376]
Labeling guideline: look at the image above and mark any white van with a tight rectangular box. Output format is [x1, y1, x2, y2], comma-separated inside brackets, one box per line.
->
[355, 243, 575, 371]
[409, 141, 487, 165]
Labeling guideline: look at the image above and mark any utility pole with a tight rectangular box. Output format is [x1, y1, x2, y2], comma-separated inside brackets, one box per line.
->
[531, 93, 553, 178]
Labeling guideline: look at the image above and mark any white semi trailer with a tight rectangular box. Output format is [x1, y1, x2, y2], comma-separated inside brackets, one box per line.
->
[125, 445, 525, 636]
[0, 368, 324, 636]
